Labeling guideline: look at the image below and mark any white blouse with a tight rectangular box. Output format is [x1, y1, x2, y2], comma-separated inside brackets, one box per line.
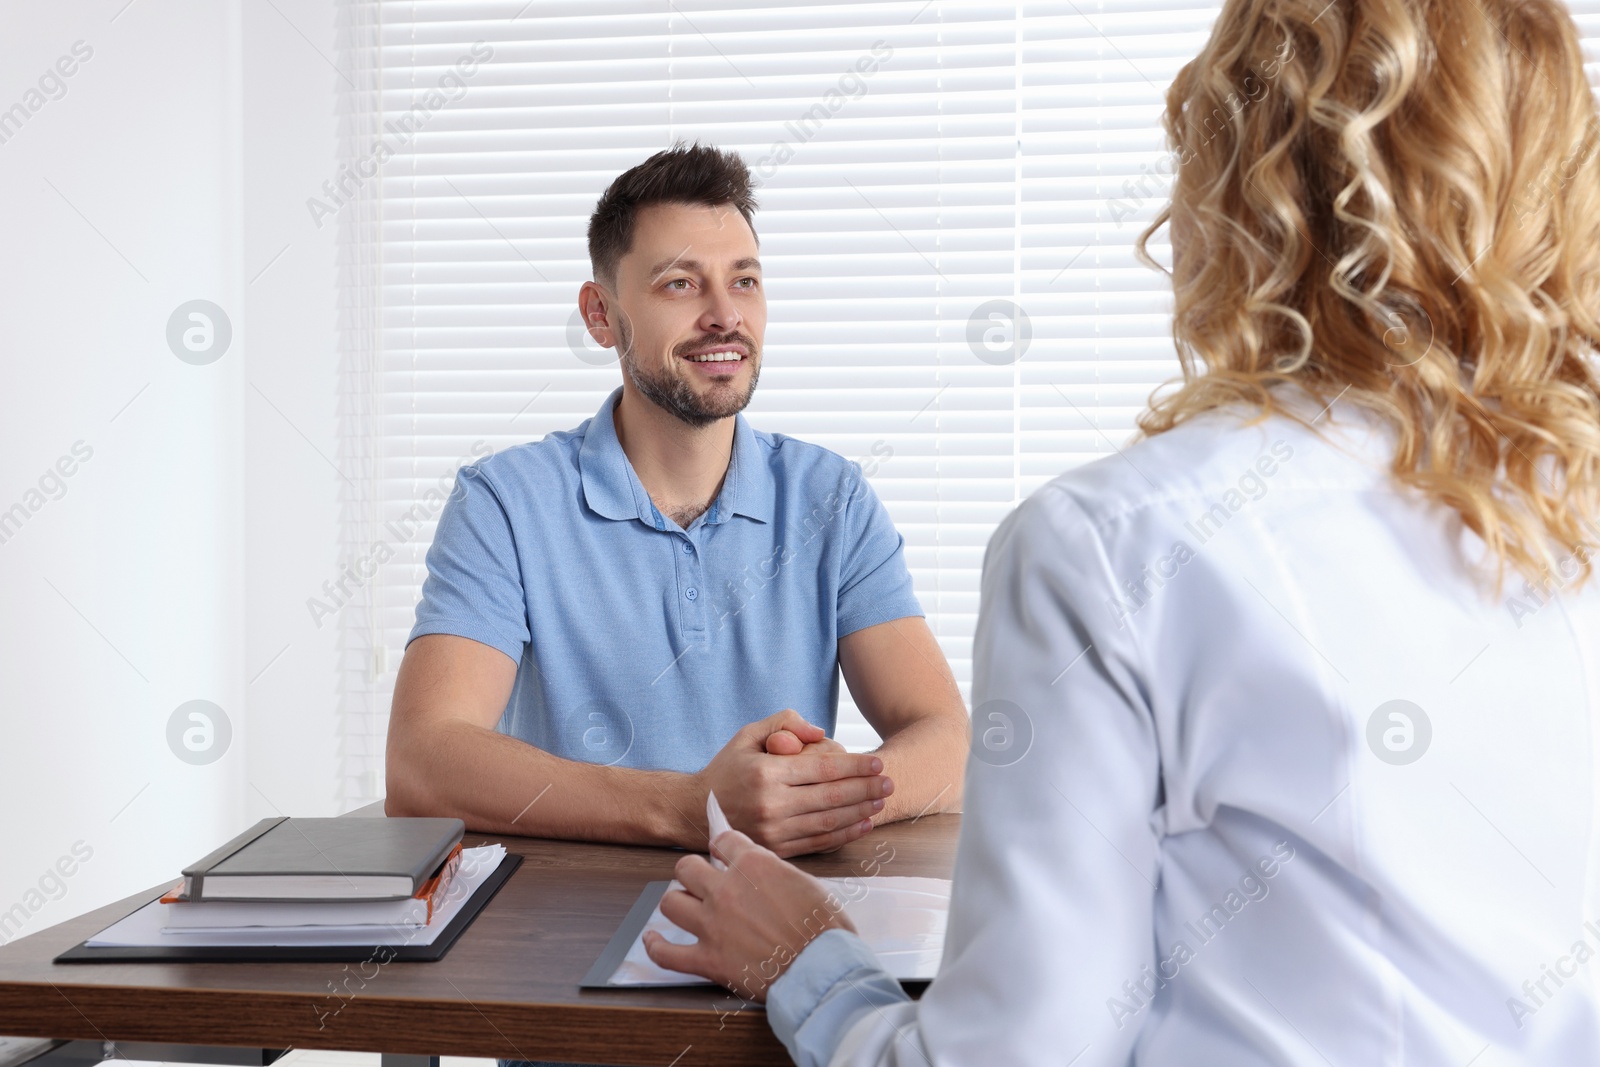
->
[766, 390, 1600, 1065]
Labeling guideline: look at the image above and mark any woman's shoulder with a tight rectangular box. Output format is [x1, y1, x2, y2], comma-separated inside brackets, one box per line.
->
[1030, 389, 1395, 538]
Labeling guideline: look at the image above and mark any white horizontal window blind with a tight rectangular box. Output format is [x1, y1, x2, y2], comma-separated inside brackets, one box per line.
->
[333, 0, 1600, 805]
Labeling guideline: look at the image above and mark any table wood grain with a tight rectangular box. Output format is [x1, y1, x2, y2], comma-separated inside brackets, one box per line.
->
[0, 805, 959, 1066]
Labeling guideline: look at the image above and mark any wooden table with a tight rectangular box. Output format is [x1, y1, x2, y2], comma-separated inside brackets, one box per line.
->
[0, 805, 960, 1066]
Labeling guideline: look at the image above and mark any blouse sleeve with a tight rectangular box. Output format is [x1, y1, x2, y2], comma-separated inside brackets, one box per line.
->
[766, 484, 1164, 1067]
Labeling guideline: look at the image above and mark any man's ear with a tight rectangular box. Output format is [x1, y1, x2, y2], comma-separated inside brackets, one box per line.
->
[578, 281, 614, 345]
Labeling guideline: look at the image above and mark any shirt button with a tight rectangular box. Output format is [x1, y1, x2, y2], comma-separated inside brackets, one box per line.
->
[683, 542, 693, 553]
[685, 587, 698, 601]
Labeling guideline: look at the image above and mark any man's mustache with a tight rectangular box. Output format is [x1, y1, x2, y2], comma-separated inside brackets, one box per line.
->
[674, 333, 758, 359]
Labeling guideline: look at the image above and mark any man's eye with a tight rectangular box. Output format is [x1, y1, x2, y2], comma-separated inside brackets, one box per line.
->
[737, 277, 759, 288]
[666, 279, 691, 290]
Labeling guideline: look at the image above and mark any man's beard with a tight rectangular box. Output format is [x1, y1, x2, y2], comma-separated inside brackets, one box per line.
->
[615, 314, 760, 429]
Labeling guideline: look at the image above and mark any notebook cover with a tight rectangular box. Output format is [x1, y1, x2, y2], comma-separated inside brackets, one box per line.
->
[180, 817, 285, 896]
[161, 843, 465, 926]
[52, 854, 519, 963]
[182, 816, 465, 901]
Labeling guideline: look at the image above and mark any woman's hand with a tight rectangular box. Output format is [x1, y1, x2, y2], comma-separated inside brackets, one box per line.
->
[643, 829, 858, 1002]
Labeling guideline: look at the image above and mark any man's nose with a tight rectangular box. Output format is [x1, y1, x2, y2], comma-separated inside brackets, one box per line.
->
[700, 291, 742, 336]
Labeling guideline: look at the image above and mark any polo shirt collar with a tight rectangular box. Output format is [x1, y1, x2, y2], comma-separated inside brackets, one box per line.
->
[579, 386, 773, 526]
[724, 401, 775, 524]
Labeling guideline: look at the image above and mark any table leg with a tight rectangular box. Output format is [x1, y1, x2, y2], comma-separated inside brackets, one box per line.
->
[378, 1057, 438, 1067]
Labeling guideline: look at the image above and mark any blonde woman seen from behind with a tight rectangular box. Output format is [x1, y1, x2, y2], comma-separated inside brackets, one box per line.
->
[643, 0, 1600, 1062]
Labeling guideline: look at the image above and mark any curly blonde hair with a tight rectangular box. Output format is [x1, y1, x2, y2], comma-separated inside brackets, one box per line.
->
[1136, 0, 1600, 592]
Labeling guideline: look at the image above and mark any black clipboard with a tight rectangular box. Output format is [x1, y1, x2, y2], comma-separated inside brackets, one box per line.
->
[53, 854, 520, 964]
[580, 879, 673, 988]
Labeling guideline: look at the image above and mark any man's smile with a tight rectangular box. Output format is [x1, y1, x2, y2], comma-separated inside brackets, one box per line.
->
[680, 343, 751, 375]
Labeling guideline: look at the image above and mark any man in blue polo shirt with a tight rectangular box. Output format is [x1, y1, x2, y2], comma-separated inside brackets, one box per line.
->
[385, 143, 968, 859]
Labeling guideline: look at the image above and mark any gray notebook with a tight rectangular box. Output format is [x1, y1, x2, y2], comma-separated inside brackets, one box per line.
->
[180, 816, 465, 901]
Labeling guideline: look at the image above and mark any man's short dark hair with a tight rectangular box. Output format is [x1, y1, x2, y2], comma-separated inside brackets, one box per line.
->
[587, 141, 759, 287]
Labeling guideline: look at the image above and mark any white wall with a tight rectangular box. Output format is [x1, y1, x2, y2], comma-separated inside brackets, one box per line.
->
[240, 0, 343, 830]
[0, 0, 341, 945]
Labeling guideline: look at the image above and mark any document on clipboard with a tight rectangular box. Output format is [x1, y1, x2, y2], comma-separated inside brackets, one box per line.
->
[583, 792, 948, 988]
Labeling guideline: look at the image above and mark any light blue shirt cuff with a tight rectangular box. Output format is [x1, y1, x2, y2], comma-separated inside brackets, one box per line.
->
[766, 928, 912, 1067]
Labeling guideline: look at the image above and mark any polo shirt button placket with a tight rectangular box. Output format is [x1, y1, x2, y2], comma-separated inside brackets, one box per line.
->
[679, 534, 706, 633]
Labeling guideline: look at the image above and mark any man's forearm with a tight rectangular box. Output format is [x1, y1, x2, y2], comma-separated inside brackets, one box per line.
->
[869, 714, 967, 825]
[386, 717, 706, 847]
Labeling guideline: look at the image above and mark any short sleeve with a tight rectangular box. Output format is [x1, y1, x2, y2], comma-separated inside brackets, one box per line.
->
[835, 467, 924, 637]
[407, 463, 530, 665]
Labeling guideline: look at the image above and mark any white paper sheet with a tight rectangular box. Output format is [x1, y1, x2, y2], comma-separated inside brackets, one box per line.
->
[85, 844, 507, 947]
[606, 791, 949, 985]
[608, 873, 950, 985]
